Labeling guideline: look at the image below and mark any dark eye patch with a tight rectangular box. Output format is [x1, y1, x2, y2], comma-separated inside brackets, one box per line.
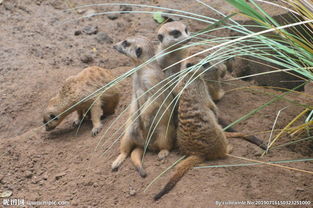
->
[50, 114, 58, 120]
[158, 34, 164, 42]
[186, 63, 194, 68]
[136, 47, 142, 58]
[122, 40, 130, 47]
[169, 30, 182, 38]
[202, 62, 211, 68]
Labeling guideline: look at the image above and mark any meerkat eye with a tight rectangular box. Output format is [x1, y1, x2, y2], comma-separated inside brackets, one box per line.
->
[122, 40, 130, 47]
[49, 114, 58, 120]
[169, 30, 182, 38]
[185, 27, 188, 34]
[186, 63, 194, 68]
[157, 34, 164, 42]
[203, 62, 211, 68]
[136, 47, 142, 58]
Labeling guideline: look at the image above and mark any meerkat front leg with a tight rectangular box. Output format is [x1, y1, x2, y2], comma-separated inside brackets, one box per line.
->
[73, 110, 84, 127]
[111, 131, 134, 172]
[90, 100, 104, 136]
[156, 125, 175, 160]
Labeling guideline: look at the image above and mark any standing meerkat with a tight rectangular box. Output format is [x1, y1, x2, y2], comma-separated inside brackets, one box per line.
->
[156, 21, 191, 80]
[156, 21, 227, 102]
[111, 36, 176, 177]
[154, 62, 235, 200]
[43, 66, 120, 136]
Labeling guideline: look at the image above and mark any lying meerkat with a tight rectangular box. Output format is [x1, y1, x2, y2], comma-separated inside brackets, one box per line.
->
[111, 36, 176, 177]
[154, 62, 232, 200]
[156, 21, 190, 81]
[43, 66, 120, 136]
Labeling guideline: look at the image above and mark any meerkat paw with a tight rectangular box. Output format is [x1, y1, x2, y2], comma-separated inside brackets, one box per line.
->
[112, 154, 127, 172]
[157, 149, 169, 160]
[217, 89, 225, 100]
[72, 119, 81, 128]
[227, 144, 233, 154]
[91, 124, 103, 137]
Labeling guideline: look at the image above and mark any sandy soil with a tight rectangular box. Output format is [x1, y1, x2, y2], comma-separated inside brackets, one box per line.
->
[0, 0, 312, 208]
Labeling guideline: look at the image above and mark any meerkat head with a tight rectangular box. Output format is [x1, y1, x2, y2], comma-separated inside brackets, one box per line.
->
[157, 21, 190, 48]
[43, 96, 66, 131]
[113, 36, 155, 63]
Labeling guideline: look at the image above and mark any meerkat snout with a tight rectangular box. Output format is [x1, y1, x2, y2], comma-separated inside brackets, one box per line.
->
[114, 36, 154, 62]
[43, 112, 61, 131]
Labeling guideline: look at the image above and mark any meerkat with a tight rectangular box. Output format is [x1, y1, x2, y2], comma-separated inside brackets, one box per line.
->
[154, 61, 232, 200]
[156, 22, 266, 149]
[111, 36, 176, 177]
[43, 66, 120, 136]
[156, 21, 190, 82]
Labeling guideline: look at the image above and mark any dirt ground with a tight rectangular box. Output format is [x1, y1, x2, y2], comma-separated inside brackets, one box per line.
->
[0, 0, 312, 208]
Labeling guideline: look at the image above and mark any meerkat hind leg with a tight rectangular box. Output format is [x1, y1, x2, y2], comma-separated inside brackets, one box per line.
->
[90, 100, 104, 136]
[131, 147, 147, 178]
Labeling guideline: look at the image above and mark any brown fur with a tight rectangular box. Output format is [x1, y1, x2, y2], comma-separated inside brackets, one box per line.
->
[43, 66, 120, 136]
[112, 36, 176, 177]
[154, 62, 231, 200]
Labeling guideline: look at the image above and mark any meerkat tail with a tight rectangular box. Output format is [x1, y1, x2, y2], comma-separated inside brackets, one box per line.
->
[154, 155, 204, 201]
[218, 118, 267, 150]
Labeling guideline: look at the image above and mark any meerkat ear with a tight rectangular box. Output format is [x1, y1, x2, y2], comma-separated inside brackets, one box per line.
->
[158, 34, 164, 42]
[136, 47, 142, 58]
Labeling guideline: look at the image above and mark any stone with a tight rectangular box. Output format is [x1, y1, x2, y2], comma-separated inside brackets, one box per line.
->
[120, 5, 132, 13]
[96, 32, 113, 44]
[82, 26, 98, 35]
[55, 172, 66, 180]
[80, 55, 93, 64]
[107, 13, 119, 20]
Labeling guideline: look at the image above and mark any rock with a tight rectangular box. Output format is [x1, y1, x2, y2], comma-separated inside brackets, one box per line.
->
[296, 187, 305, 192]
[77, 9, 86, 14]
[120, 5, 132, 13]
[74, 30, 82, 36]
[129, 187, 136, 196]
[25, 170, 33, 179]
[80, 55, 93, 64]
[82, 26, 98, 35]
[42, 172, 48, 180]
[107, 13, 119, 20]
[0, 190, 12, 198]
[55, 172, 66, 180]
[96, 32, 113, 44]
[31, 176, 39, 184]
[85, 9, 96, 17]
